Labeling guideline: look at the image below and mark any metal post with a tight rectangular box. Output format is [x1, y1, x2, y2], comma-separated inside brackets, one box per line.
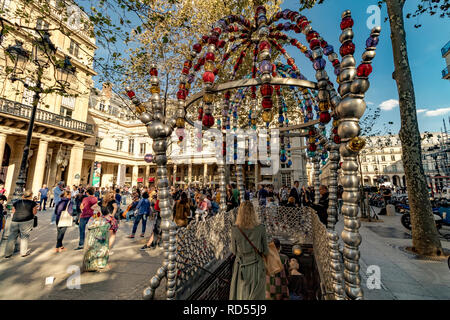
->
[326, 142, 345, 300]
[12, 67, 43, 201]
[313, 156, 320, 204]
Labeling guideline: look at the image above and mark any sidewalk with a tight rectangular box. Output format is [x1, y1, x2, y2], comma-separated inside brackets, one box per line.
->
[335, 207, 450, 300]
[0, 208, 165, 300]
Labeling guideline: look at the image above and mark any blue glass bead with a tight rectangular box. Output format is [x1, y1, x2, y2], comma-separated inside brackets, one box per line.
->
[278, 116, 284, 123]
[287, 160, 292, 167]
[366, 36, 379, 48]
[305, 50, 312, 58]
[234, 154, 238, 160]
[316, 58, 327, 70]
[280, 155, 287, 163]
[334, 67, 341, 76]
[260, 60, 272, 73]
[284, 22, 291, 31]
[323, 45, 334, 55]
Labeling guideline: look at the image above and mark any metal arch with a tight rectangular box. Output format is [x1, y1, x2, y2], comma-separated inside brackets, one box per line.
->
[184, 77, 318, 109]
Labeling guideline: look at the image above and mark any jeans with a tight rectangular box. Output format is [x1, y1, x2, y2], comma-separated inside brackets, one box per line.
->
[40, 197, 47, 211]
[56, 226, 68, 248]
[5, 219, 34, 256]
[51, 206, 58, 223]
[78, 217, 90, 247]
[132, 214, 147, 235]
[126, 210, 135, 222]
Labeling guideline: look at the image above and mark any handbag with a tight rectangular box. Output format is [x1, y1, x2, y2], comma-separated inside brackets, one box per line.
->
[237, 226, 283, 276]
[33, 215, 38, 228]
[58, 201, 73, 227]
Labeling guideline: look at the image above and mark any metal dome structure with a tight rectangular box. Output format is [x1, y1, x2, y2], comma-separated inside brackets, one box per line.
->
[126, 5, 380, 300]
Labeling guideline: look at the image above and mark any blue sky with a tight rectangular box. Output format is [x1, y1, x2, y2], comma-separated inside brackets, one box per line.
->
[89, 0, 449, 134]
[281, 0, 450, 134]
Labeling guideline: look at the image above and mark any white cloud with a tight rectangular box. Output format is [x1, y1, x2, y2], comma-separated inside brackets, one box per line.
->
[367, 101, 375, 105]
[425, 107, 450, 117]
[416, 109, 427, 114]
[380, 99, 399, 111]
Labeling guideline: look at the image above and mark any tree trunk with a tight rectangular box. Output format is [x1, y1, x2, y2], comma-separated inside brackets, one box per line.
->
[386, 0, 442, 256]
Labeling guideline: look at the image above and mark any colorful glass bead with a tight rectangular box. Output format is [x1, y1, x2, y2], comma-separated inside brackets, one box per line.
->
[340, 41, 355, 56]
[202, 71, 215, 83]
[357, 63, 373, 77]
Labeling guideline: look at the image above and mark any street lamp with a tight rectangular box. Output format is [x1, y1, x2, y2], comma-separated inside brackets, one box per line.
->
[5, 41, 29, 75]
[5, 31, 76, 200]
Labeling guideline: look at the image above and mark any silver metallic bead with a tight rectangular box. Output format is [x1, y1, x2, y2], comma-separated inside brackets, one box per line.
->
[315, 69, 328, 81]
[339, 29, 354, 44]
[140, 112, 152, 124]
[339, 68, 357, 83]
[259, 50, 271, 61]
[328, 52, 339, 62]
[351, 78, 370, 94]
[311, 48, 323, 60]
[260, 73, 271, 83]
[342, 10, 351, 18]
[362, 50, 376, 62]
[337, 121, 360, 140]
[150, 76, 159, 85]
[340, 55, 356, 69]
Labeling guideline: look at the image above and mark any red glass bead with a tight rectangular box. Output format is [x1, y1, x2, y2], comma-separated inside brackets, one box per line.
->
[290, 39, 298, 46]
[256, 5, 266, 15]
[277, 23, 284, 30]
[287, 58, 295, 66]
[309, 129, 316, 136]
[357, 63, 373, 77]
[293, 26, 301, 33]
[179, 136, 183, 142]
[333, 135, 341, 144]
[177, 89, 186, 100]
[202, 71, 215, 83]
[182, 67, 190, 74]
[292, 65, 298, 71]
[179, 83, 185, 90]
[306, 31, 318, 42]
[340, 17, 354, 30]
[339, 41, 355, 56]
[205, 52, 215, 61]
[262, 98, 273, 109]
[309, 39, 321, 50]
[260, 84, 273, 97]
[126, 90, 135, 99]
[150, 68, 158, 76]
[320, 41, 328, 48]
[259, 41, 271, 51]
[193, 43, 202, 53]
[213, 68, 219, 75]
[223, 53, 230, 61]
[213, 27, 222, 35]
[332, 127, 338, 135]
[183, 60, 192, 68]
[208, 36, 218, 45]
[202, 35, 209, 43]
[225, 91, 231, 100]
[274, 85, 280, 91]
[332, 59, 340, 67]
[202, 114, 215, 127]
[198, 57, 205, 65]
[300, 21, 309, 29]
[320, 112, 331, 124]
[217, 40, 226, 48]
[308, 144, 317, 152]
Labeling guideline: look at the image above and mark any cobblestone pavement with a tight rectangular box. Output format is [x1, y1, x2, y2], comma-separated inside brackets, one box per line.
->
[0, 208, 165, 300]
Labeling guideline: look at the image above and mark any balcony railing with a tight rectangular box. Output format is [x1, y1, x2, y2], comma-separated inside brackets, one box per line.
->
[442, 66, 449, 79]
[441, 40, 450, 57]
[0, 97, 94, 135]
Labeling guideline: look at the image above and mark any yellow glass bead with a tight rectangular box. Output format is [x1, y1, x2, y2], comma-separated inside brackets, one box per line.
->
[251, 119, 256, 125]
[302, 88, 309, 95]
[203, 93, 214, 104]
[300, 46, 307, 53]
[262, 110, 273, 123]
[185, 82, 191, 90]
[176, 117, 185, 128]
[333, 120, 340, 128]
[136, 105, 146, 114]
[150, 85, 160, 94]
[204, 61, 215, 72]
[308, 137, 316, 143]
[348, 136, 366, 152]
[319, 101, 329, 112]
